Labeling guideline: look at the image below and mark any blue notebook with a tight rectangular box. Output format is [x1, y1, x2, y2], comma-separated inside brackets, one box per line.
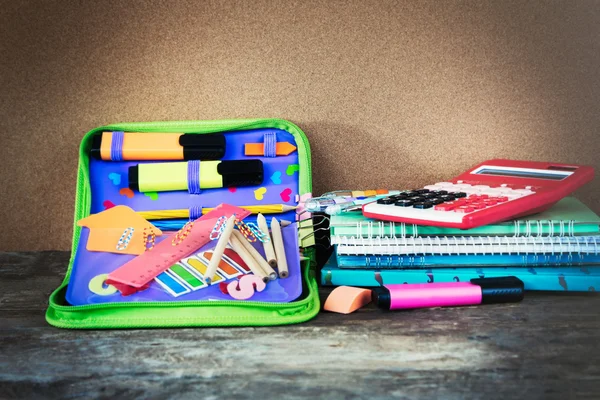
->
[322, 256, 600, 292]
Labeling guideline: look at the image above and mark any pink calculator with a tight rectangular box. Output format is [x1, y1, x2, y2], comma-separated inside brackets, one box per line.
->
[362, 159, 594, 229]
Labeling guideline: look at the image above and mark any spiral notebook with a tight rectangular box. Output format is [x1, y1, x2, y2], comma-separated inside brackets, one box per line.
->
[331, 197, 600, 238]
[334, 235, 600, 256]
[334, 235, 600, 268]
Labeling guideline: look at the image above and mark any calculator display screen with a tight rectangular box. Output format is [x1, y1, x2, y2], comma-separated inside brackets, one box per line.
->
[472, 166, 573, 181]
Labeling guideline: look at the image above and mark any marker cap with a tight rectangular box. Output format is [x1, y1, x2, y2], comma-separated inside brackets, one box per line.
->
[90, 135, 103, 159]
[218, 160, 263, 187]
[371, 287, 391, 310]
[179, 134, 226, 160]
[470, 276, 524, 304]
[129, 166, 140, 191]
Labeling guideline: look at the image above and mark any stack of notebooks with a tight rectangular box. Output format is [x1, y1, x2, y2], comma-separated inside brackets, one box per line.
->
[321, 197, 600, 291]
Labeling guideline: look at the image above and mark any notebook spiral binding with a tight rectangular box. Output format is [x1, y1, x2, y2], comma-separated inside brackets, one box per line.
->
[333, 235, 600, 256]
[350, 219, 579, 238]
[513, 219, 576, 237]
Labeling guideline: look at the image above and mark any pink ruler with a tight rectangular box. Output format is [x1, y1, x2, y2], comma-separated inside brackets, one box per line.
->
[106, 204, 250, 295]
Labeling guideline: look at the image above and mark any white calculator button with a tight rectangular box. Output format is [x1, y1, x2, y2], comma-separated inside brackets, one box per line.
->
[461, 188, 481, 195]
[513, 189, 534, 195]
[453, 184, 472, 189]
[424, 185, 441, 190]
[473, 185, 490, 190]
[525, 186, 532, 190]
[457, 180, 464, 183]
[486, 188, 506, 195]
[435, 182, 454, 187]
[504, 192, 522, 199]
[500, 184, 508, 187]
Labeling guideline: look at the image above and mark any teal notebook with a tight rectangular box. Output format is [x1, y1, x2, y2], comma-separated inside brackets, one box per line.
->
[331, 197, 600, 238]
[321, 256, 600, 292]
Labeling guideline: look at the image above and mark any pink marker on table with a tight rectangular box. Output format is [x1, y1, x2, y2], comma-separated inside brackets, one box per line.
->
[371, 277, 524, 310]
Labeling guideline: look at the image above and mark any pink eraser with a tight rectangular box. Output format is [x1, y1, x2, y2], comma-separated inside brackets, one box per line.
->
[323, 286, 372, 314]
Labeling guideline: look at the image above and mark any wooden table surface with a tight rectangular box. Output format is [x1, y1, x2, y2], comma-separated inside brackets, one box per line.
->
[1, 251, 599, 399]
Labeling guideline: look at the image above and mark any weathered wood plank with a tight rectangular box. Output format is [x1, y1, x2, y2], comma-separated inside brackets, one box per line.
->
[1, 252, 599, 399]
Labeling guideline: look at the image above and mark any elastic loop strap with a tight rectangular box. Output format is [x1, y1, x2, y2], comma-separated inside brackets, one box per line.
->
[264, 132, 276, 157]
[111, 131, 125, 161]
[189, 205, 203, 220]
[187, 160, 201, 194]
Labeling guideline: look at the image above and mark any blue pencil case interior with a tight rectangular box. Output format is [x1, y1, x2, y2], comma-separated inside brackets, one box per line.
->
[65, 127, 306, 306]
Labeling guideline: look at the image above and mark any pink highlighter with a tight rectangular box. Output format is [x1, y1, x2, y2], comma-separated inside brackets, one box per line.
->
[371, 276, 524, 310]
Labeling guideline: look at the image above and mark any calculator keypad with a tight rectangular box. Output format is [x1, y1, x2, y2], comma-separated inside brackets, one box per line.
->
[366, 182, 535, 223]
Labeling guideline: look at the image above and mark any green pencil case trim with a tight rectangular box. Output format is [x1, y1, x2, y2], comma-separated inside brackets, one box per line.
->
[46, 119, 320, 329]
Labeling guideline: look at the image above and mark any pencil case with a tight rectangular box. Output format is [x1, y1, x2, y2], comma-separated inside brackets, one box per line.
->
[46, 119, 320, 328]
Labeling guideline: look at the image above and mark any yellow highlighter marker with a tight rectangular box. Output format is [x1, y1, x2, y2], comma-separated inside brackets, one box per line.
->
[128, 160, 263, 193]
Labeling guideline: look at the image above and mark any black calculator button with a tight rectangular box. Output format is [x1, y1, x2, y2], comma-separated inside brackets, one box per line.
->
[404, 191, 419, 197]
[429, 198, 445, 205]
[377, 198, 395, 204]
[409, 196, 425, 202]
[452, 192, 467, 198]
[440, 194, 455, 201]
[422, 193, 438, 199]
[395, 200, 414, 207]
[414, 189, 430, 194]
[432, 190, 448, 195]
[413, 201, 433, 209]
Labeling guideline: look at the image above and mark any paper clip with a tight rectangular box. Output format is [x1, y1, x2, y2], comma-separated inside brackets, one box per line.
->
[246, 222, 269, 242]
[143, 227, 156, 251]
[210, 216, 228, 240]
[116, 227, 135, 251]
[172, 221, 194, 246]
[234, 218, 257, 242]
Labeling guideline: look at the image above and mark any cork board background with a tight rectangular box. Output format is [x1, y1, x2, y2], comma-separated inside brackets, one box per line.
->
[1, 0, 599, 251]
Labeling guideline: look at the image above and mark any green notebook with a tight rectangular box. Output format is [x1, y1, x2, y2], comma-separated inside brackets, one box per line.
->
[331, 197, 600, 237]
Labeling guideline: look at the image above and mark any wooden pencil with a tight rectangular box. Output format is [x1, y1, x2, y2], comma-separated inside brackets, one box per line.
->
[205, 215, 236, 285]
[257, 213, 277, 268]
[229, 234, 269, 282]
[231, 230, 277, 280]
[270, 217, 289, 278]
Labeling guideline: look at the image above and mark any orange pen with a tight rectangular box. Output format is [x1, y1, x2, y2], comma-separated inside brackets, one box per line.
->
[90, 131, 226, 161]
